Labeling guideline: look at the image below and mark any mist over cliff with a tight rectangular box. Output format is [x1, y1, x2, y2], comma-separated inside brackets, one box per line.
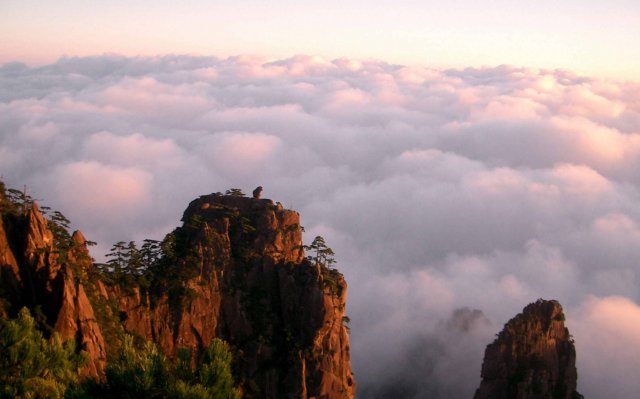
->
[2, 55, 640, 397]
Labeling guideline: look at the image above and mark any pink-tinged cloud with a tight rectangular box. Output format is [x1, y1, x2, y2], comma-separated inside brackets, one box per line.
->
[44, 161, 152, 225]
[473, 96, 546, 121]
[83, 131, 186, 170]
[97, 76, 213, 125]
[550, 116, 633, 163]
[465, 168, 527, 195]
[571, 296, 640, 398]
[559, 86, 626, 118]
[2, 55, 640, 398]
[547, 163, 612, 195]
[195, 132, 284, 182]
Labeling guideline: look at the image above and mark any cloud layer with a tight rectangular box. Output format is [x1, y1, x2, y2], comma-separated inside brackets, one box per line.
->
[2, 55, 640, 398]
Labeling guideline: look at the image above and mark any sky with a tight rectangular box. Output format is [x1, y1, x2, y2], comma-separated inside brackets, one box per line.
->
[1, 0, 640, 80]
[1, 2, 640, 398]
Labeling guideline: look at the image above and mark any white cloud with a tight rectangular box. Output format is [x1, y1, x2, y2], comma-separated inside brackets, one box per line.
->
[2, 55, 640, 398]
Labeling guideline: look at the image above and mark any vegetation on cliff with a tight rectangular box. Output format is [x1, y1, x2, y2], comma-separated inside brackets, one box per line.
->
[74, 335, 240, 399]
[0, 308, 85, 399]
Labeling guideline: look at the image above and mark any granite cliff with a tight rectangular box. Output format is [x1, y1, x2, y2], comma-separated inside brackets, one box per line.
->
[0, 187, 354, 398]
[474, 299, 583, 399]
[0, 200, 107, 379]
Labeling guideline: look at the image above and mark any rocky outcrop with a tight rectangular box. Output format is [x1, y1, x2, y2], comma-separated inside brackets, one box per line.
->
[114, 194, 355, 398]
[53, 231, 107, 379]
[0, 203, 107, 379]
[474, 299, 583, 399]
[1, 190, 355, 398]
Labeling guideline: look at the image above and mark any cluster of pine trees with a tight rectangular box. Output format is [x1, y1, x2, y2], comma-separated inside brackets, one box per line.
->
[0, 307, 240, 399]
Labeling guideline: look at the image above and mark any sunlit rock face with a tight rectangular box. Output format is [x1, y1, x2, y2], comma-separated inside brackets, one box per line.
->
[474, 299, 583, 399]
[0, 191, 355, 397]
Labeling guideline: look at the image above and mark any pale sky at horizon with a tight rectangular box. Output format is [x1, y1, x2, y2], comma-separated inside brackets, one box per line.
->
[1, 0, 639, 80]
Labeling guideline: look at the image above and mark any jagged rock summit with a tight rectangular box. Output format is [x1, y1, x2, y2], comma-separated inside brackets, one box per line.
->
[474, 299, 583, 399]
[0, 189, 355, 398]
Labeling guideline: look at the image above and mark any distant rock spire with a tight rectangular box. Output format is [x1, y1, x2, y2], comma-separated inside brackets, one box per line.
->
[474, 299, 583, 399]
[253, 185, 263, 199]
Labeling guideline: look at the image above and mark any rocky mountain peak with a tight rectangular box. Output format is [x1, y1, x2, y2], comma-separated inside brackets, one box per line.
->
[182, 193, 305, 265]
[474, 299, 583, 399]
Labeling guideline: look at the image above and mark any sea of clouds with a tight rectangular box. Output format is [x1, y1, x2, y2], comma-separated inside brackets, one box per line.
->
[1, 54, 640, 398]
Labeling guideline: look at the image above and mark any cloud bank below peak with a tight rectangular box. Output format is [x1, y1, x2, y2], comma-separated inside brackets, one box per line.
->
[2, 54, 640, 398]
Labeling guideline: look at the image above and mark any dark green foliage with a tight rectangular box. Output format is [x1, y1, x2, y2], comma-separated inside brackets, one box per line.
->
[304, 235, 336, 267]
[304, 236, 342, 295]
[224, 188, 245, 197]
[48, 211, 72, 254]
[140, 239, 161, 269]
[186, 214, 205, 229]
[101, 335, 170, 398]
[169, 339, 241, 399]
[0, 308, 86, 399]
[5, 186, 32, 216]
[81, 335, 240, 399]
[320, 266, 341, 295]
[0, 183, 32, 219]
[97, 224, 207, 321]
[104, 241, 128, 278]
[98, 240, 159, 290]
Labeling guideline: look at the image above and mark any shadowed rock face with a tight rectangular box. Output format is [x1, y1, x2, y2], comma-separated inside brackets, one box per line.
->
[0, 193, 355, 398]
[474, 299, 583, 399]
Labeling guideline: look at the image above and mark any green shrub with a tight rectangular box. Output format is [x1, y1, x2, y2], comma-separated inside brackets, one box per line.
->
[84, 336, 240, 399]
[0, 308, 86, 399]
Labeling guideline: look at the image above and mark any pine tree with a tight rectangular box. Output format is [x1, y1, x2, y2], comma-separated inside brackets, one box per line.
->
[198, 339, 240, 398]
[105, 241, 127, 278]
[225, 188, 245, 197]
[92, 335, 240, 399]
[140, 239, 161, 270]
[124, 241, 142, 276]
[304, 235, 336, 267]
[102, 335, 169, 398]
[0, 308, 85, 399]
[47, 211, 72, 253]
